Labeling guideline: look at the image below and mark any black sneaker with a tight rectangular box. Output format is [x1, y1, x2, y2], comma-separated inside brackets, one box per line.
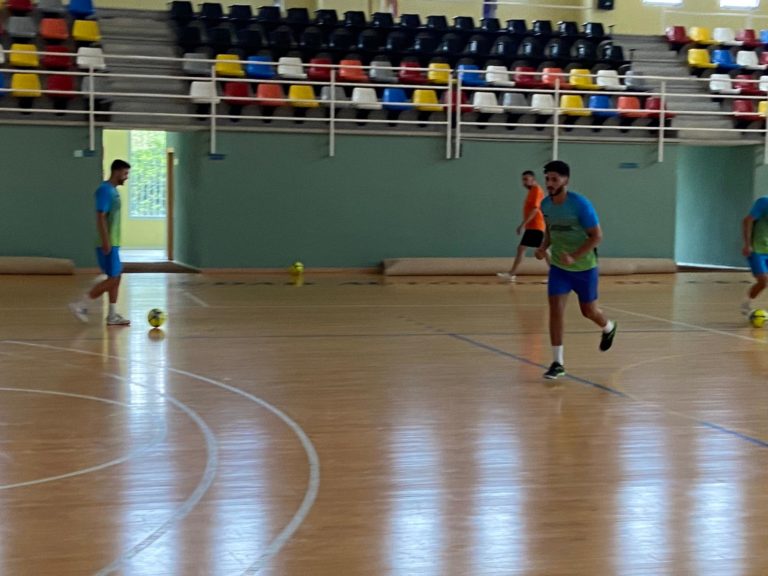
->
[600, 322, 617, 351]
[544, 362, 565, 380]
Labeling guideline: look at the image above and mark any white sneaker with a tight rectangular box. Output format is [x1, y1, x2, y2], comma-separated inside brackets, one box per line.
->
[496, 272, 516, 283]
[741, 302, 753, 317]
[106, 313, 131, 326]
[69, 302, 89, 323]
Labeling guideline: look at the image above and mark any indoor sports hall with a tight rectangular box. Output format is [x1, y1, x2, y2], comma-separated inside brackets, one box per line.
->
[1, 0, 767, 574]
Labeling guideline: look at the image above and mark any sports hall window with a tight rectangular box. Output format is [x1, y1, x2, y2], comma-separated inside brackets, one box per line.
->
[129, 131, 167, 219]
[642, 0, 683, 5]
[720, 0, 759, 7]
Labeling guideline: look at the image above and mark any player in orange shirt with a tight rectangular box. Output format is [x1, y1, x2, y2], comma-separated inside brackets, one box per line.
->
[498, 170, 549, 282]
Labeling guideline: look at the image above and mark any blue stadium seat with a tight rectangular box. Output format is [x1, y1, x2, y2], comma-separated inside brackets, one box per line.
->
[246, 56, 276, 79]
[711, 49, 741, 71]
[68, 0, 94, 19]
[382, 88, 412, 111]
[458, 63, 486, 87]
[588, 94, 617, 118]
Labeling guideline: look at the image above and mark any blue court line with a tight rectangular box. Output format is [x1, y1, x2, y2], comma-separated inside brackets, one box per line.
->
[447, 332, 768, 450]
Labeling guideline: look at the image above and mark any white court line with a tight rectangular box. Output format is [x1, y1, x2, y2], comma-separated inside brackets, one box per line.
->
[602, 305, 766, 344]
[6, 341, 319, 576]
[181, 291, 211, 308]
[0, 387, 168, 492]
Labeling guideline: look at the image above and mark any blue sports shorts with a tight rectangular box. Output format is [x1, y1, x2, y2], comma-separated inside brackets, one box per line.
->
[748, 252, 768, 276]
[548, 265, 599, 303]
[96, 247, 122, 278]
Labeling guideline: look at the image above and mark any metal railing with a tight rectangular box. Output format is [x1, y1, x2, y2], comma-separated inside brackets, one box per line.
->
[661, 8, 768, 33]
[3, 49, 768, 162]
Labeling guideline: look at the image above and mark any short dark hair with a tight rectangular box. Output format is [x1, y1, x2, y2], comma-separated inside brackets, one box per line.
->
[543, 160, 570, 177]
[522, 170, 535, 177]
[111, 159, 131, 172]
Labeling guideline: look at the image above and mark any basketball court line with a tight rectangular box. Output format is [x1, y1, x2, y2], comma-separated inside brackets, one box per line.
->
[4, 340, 319, 576]
[181, 291, 210, 308]
[0, 387, 168, 492]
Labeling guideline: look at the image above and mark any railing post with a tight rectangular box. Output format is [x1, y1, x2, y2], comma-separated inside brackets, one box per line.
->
[88, 65, 95, 152]
[329, 67, 336, 158]
[209, 62, 217, 156]
[658, 80, 667, 163]
[454, 72, 462, 159]
[445, 76, 452, 160]
[763, 94, 768, 165]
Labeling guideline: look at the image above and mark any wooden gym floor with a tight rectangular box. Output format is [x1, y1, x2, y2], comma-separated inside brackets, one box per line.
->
[0, 271, 766, 576]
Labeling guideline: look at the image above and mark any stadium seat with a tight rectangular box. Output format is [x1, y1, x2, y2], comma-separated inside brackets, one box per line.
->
[320, 86, 350, 107]
[502, 92, 529, 113]
[8, 0, 33, 14]
[441, 88, 471, 113]
[733, 99, 762, 122]
[10, 44, 39, 68]
[68, 0, 95, 19]
[426, 15, 448, 31]
[760, 100, 768, 117]
[665, 26, 690, 49]
[734, 74, 760, 95]
[560, 94, 590, 116]
[644, 96, 674, 119]
[356, 29, 382, 55]
[454, 16, 476, 34]
[711, 49, 741, 71]
[413, 89, 442, 111]
[42, 45, 74, 69]
[222, 81, 251, 117]
[344, 10, 367, 30]
[277, 57, 306, 80]
[298, 26, 324, 55]
[370, 59, 397, 84]
[47, 73, 76, 112]
[506, 19, 527, 36]
[287, 84, 318, 108]
[76, 46, 106, 70]
[472, 92, 504, 114]
[596, 69, 625, 91]
[625, 69, 648, 92]
[371, 12, 394, 30]
[176, 24, 203, 52]
[189, 80, 219, 104]
[713, 27, 739, 46]
[11, 72, 41, 100]
[307, 57, 332, 82]
[245, 56, 275, 80]
[215, 54, 245, 77]
[199, 3, 225, 25]
[458, 64, 486, 87]
[689, 27, 716, 45]
[228, 5, 254, 28]
[385, 30, 410, 55]
[490, 35, 519, 60]
[351, 87, 381, 110]
[326, 28, 354, 55]
[286, 7, 311, 30]
[382, 87, 412, 111]
[737, 29, 761, 49]
[39, 0, 67, 15]
[427, 62, 451, 84]
[255, 6, 281, 29]
[485, 65, 515, 86]
[207, 25, 236, 55]
[255, 83, 285, 107]
[584, 22, 607, 41]
[399, 61, 427, 84]
[268, 26, 296, 57]
[400, 14, 422, 30]
[542, 67, 570, 89]
[761, 29, 768, 44]
[72, 20, 101, 44]
[435, 33, 465, 60]
[8, 16, 37, 40]
[465, 34, 492, 59]
[182, 52, 211, 76]
[169, 1, 194, 24]
[759, 75, 768, 94]
[314, 9, 339, 30]
[557, 20, 579, 38]
[736, 50, 765, 70]
[617, 96, 646, 118]
[530, 93, 556, 115]
[709, 73, 740, 94]
[518, 36, 544, 61]
[338, 59, 368, 83]
[481, 18, 500, 34]
[236, 28, 263, 54]
[514, 66, 543, 89]
[569, 68, 599, 90]
[410, 32, 439, 57]
[532, 20, 553, 37]
[687, 48, 716, 71]
[40, 18, 69, 41]
[599, 43, 625, 65]
[588, 94, 616, 118]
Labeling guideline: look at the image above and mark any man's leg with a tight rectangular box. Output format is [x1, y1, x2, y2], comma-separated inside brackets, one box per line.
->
[575, 268, 616, 351]
[743, 255, 768, 315]
[508, 244, 527, 277]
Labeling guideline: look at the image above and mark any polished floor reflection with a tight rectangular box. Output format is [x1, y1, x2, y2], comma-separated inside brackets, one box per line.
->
[0, 272, 766, 575]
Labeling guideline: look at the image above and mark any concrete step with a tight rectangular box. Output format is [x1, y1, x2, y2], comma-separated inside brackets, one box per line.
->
[108, 77, 187, 96]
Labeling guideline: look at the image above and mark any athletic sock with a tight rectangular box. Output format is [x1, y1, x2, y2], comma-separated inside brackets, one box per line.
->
[552, 345, 564, 365]
[602, 320, 615, 334]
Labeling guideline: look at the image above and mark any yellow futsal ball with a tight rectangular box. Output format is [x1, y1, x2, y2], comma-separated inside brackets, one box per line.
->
[749, 309, 767, 328]
[147, 308, 167, 328]
[290, 261, 304, 275]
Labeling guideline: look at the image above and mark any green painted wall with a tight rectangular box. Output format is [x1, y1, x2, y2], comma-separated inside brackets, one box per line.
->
[675, 146, 754, 268]
[0, 126, 99, 266]
[171, 132, 677, 268]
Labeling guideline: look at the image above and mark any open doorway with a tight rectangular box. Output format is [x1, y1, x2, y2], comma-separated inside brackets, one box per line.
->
[103, 129, 171, 263]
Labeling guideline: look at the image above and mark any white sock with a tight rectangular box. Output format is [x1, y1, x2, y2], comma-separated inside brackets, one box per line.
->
[552, 345, 564, 365]
[109, 303, 116, 316]
[602, 320, 615, 334]
[744, 298, 754, 309]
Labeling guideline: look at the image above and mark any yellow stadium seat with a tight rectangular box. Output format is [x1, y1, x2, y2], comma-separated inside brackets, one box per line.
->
[689, 26, 716, 45]
[427, 62, 450, 85]
[413, 89, 442, 112]
[760, 101, 768, 117]
[560, 94, 591, 116]
[11, 73, 41, 97]
[569, 68, 599, 90]
[687, 48, 716, 69]
[215, 54, 245, 78]
[9, 43, 39, 68]
[288, 84, 319, 108]
[72, 19, 102, 43]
